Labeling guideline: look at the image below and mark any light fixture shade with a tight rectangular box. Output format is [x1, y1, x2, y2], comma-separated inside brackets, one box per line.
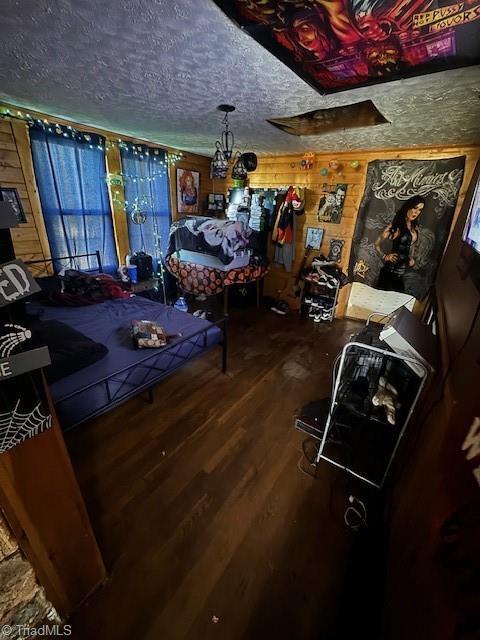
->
[240, 152, 257, 172]
[210, 142, 228, 179]
[231, 153, 247, 180]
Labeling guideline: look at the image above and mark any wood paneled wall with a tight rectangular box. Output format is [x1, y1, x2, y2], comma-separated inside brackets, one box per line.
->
[243, 145, 480, 316]
[0, 105, 212, 266]
[0, 119, 50, 267]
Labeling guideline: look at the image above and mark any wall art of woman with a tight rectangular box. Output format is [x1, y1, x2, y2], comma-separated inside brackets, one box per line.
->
[178, 170, 199, 214]
[375, 195, 425, 292]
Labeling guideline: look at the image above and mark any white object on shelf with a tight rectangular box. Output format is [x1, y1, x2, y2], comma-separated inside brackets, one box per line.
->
[177, 248, 251, 271]
[380, 306, 436, 376]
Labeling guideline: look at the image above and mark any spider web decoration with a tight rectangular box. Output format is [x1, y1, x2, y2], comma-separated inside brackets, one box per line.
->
[0, 399, 52, 454]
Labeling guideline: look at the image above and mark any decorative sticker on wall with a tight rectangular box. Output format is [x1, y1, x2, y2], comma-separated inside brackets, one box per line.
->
[328, 238, 345, 262]
[213, 0, 480, 94]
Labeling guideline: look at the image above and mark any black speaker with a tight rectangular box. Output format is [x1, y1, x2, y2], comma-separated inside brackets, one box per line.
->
[130, 252, 153, 281]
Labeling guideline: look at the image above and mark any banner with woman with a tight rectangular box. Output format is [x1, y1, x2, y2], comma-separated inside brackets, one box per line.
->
[349, 157, 465, 299]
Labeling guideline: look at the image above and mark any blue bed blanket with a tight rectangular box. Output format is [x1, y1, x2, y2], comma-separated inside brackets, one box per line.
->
[26, 296, 223, 430]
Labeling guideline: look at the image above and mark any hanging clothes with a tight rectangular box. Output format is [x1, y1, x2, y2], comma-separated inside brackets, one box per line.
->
[272, 186, 305, 272]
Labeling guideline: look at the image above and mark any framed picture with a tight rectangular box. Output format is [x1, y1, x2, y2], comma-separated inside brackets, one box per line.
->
[207, 193, 225, 211]
[177, 169, 200, 214]
[0, 187, 26, 223]
[318, 184, 348, 224]
[305, 226, 324, 250]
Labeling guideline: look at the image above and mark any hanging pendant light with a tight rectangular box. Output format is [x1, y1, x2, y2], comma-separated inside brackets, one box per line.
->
[216, 104, 235, 160]
[211, 141, 229, 179]
[210, 105, 258, 181]
[231, 151, 247, 180]
[210, 104, 236, 179]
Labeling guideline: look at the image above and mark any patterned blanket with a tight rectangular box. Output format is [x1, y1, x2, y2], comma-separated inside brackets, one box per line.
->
[167, 216, 259, 266]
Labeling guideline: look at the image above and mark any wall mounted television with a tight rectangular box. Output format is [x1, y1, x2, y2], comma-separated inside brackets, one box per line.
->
[458, 161, 480, 292]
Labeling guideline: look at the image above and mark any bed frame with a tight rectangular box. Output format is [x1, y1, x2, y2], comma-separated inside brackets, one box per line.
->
[25, 252, 228, 431]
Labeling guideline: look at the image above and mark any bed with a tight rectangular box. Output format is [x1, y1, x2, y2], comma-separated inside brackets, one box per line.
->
[25, 254, 227, 432]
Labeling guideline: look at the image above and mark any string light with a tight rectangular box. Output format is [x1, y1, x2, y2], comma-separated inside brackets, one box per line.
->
[0, 105, 174, 300]
[0, 106, 185, 163]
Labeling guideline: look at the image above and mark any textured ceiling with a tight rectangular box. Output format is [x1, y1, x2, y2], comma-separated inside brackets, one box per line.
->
[0, 0, 479, 156]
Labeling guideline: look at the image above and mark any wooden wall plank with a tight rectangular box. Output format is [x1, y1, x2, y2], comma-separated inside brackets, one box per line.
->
[0, 165, 24, 182]
[105, 144, 128, 264]
[10, 120, 52, 263]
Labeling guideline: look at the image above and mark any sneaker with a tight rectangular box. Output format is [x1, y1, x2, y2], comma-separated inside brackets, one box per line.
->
[313, 312, 322, 323]
[271, 300, 290, 315]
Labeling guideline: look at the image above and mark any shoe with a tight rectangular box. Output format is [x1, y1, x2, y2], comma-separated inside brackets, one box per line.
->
[271, 300, 290, 316]
[313, 312, 322, 323]
[312, 257, 338, 270]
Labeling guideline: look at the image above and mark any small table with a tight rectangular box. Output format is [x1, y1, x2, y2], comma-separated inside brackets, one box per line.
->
[128, 277, 158, 294]
[166, 255, 268, 314]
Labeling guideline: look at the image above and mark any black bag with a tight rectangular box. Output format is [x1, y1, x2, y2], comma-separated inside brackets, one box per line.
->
[130, 252, 153, 281]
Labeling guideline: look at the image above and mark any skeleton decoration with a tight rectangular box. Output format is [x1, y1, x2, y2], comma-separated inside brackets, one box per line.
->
[0, 324, 32, 358]
[0, 399, 52, 454]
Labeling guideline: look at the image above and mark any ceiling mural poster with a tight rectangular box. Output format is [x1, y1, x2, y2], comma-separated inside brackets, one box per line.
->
[348, 157, 465, 299]
[213, 0, 480, 94]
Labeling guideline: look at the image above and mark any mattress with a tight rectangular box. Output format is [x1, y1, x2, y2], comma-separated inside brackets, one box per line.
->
[26, 296, 223, 430]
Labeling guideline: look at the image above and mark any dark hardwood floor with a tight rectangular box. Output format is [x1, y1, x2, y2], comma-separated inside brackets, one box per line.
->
[66, 308, 363, 640]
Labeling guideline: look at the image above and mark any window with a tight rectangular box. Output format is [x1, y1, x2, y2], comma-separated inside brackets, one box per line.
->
[120, 145, 171, 270]
[30, 125, 118, 273]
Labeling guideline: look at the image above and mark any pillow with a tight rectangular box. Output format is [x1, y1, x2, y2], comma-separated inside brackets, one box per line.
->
[30, 320, 108, 383]
[28, 275, 62, 302]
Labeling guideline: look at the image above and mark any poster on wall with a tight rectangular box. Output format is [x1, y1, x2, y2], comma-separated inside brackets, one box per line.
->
[213, 1, 480, 94]
[348, 157, 465, 299]
[305, 226, 324, 249]
[318, 183, 348, 223]
[177, 169, 200, 215]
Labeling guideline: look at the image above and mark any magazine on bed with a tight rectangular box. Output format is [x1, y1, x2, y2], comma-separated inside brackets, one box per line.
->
[131, 320, 182, 349]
